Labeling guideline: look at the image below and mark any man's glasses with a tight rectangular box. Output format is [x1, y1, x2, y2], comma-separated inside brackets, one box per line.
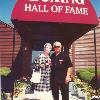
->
[54, 46, 60, 48]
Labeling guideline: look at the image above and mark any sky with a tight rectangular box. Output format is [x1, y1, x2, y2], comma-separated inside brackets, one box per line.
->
[0, 0, 100, 24]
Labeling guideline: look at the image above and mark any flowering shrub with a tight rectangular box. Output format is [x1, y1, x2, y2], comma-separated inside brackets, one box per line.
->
[13, 79, 31, 98]
[74, 76, 98, 100]
[74, 76, 100, 100]
[1, 78, 32, 99]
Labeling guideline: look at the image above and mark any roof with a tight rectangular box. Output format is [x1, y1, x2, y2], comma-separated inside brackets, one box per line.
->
[0, 20, 14, 29]
[11, 0, 98, 25]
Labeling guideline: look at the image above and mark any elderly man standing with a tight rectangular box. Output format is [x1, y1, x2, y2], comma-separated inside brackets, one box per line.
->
[50, 41, 73, 100]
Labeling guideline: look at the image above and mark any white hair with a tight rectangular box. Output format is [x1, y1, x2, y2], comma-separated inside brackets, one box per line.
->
[44, 43, 52, 50]
[53, 41, 62, 47]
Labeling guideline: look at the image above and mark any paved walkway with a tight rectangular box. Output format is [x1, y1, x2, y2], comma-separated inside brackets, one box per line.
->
[12, 92, 85, 100]
[11, 82, 87, 100]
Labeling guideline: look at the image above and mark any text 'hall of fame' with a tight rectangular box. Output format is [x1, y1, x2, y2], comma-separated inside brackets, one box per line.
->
[24, 0, 88, 15]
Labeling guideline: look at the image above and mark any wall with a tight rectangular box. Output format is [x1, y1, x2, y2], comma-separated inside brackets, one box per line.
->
[0, 20, 21, 67]
[72, 18, 100, 69]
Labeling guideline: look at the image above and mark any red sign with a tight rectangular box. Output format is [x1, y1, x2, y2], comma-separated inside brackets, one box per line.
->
[11, 0, 98, 24]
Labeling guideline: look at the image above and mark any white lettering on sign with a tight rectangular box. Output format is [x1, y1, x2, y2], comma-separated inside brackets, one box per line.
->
[25, 4, 49, 12]
[65, 6, 88, 15]
[51, 5, 63, 12]
[30, 0, 84, 5]
[24, 0, 88, 15]
[72, 0, 84, 4]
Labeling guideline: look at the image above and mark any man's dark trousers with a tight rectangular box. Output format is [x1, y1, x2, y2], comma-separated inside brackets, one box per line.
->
[51, 80, 69, 100]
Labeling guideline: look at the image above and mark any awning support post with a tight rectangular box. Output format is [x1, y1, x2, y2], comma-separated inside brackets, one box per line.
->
[93, 27, 98, 95]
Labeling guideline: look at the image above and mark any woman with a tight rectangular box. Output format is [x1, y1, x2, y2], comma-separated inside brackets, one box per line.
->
[32, 43, 53, 100]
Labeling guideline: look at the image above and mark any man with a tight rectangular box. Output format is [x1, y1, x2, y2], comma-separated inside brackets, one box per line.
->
[50, 41, 73, 100]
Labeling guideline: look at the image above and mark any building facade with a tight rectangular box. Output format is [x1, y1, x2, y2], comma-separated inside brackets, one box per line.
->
[71, 18, 100, 69]
[0, 18, 100, 76]
[0, 20, 21, 67]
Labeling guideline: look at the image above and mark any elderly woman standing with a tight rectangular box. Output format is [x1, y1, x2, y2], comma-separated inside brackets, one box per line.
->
[32, 43, 53, 100]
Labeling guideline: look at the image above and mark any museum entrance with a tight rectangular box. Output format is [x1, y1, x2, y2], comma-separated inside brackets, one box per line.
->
[11, 0, 98, 79]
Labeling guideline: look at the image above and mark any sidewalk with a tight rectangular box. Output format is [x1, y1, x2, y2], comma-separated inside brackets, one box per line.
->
[12, 91, 84, 100]
[7, 81, 87, 100]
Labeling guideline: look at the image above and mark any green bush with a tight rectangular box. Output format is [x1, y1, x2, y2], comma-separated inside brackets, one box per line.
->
[0, 67, 11, 76]
[87, 68, 100, 74]
[76, 68, 100, 82]
[78, 71, 95, 82]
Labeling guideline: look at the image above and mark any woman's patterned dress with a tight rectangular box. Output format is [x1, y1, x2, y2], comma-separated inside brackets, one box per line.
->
[32, 53, 51, 91]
